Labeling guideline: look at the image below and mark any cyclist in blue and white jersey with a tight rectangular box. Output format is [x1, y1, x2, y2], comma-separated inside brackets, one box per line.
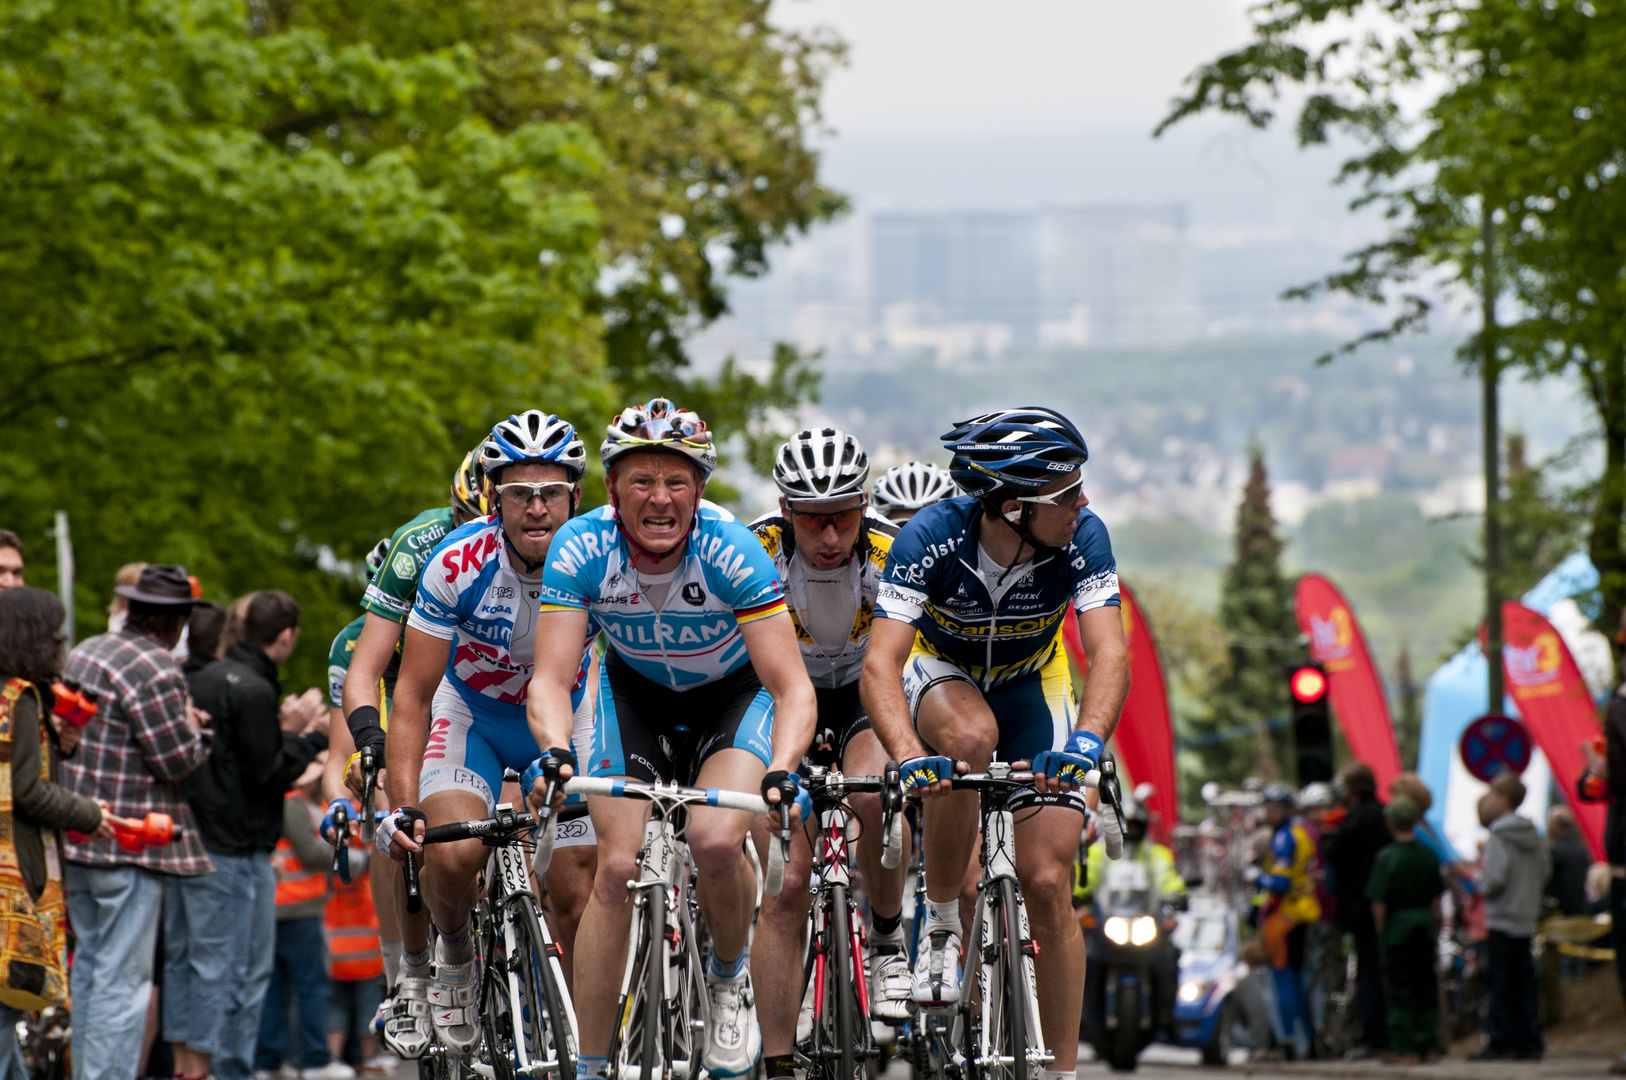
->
[860, 408, 1130, 1080]
[378, 410, 598, 1056]
[526, 399, 817, 1079]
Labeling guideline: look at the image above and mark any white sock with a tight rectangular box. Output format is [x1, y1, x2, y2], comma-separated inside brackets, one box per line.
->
[923, 898, 961, 938]
[403, 945, 432, 979]
[1043, 1069, 1076, 1080]
[381, 939, 403, 990]
[579, 1057, 609, 1079]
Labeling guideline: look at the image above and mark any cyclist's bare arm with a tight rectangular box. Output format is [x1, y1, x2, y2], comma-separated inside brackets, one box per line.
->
[1074, 605, 1130, 742]
[384, 625, 453, 853]
[524, 609, 590, 800]
[739, 612, 818, 779]
[323, 706, 354, 804]
[861, 618, 950, 795]
[343, 612, 404, 719]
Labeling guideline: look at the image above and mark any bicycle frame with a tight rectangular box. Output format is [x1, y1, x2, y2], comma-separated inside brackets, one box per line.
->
[486, 834, 579, 1079]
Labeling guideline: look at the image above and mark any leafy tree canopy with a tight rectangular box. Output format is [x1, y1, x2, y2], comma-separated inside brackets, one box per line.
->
[0, 0, 842, 690]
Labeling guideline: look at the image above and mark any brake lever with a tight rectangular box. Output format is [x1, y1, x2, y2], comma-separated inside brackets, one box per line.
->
[330, 800, 352, 883]
[358, 745, 380, 845]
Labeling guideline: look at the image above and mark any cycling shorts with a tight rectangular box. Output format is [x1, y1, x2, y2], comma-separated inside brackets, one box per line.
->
[420, 680, 596, 813]
[804, 683, 872, 769]
[902, 634, 1073, 765]
[553, 802, 597, 850]
[588, 649, 774, 784]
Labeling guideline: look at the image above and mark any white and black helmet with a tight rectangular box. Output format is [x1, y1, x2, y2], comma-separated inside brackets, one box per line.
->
[773, 428, 870, 502]
[872, 462, 960, 516]
[478, 410, 587, 484]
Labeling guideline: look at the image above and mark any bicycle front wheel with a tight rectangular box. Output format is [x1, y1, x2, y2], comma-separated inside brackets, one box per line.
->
[642, 893, 668, 1080]
[513, 894, 579, 1080]
[827, 885, 867, 1080]
[992, 879, 1031, 1080]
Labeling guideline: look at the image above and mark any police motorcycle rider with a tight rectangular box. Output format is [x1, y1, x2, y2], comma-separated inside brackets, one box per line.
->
[1075, 796, 1187, 1046]
[375, 411, 596, 1056]
[746, 429, 912, 1077]
[871, 461, 961, 525]
[325, 451, 489, 1055]
[860, 407, 1131, 1080]
[524, 399, 817, 1079]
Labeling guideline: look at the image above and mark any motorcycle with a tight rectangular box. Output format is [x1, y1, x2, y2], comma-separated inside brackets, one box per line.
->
[1082, 857, 1185, 1072]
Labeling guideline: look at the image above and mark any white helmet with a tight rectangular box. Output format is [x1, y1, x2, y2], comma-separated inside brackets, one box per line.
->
[478, 410, 587, 483]
[1299, 782, 1335, 810]
[872, 462, 960, 517]
[773, 428, 870, 502]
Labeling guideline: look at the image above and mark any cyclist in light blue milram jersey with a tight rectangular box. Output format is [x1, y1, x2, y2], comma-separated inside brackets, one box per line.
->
[860, 407, 1131, 1080]
[526, 399, 817, 1080]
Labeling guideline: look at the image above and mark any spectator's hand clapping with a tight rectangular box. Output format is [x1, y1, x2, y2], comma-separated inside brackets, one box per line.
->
[185, 697, 211, 730]
[280, 688, 325, 733]
[90, 799, 118, 842]
[52, 713, 83, 756]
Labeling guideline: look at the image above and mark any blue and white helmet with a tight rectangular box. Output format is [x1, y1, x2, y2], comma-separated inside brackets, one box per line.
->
[940, 407, 1089, 497]
[478, 410, 586, 483]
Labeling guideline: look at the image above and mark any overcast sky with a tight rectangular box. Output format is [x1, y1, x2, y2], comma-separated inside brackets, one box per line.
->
[774, 0, 1259, 138]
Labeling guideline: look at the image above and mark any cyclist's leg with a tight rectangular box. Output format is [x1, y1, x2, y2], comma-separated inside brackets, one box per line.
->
[573, 659, 660, 1061]
[541, 650, 598, 989]
[689, 747, 767, 966]
[913, 679, 996, 904]
[750, 809, 813, 1063]
[999, 649, 1087, 1071]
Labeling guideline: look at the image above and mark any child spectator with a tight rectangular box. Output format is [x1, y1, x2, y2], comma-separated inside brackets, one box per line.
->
[1365, 796, 1443, 1063]
[1471, 773, 1551, 1060]
[256, 755, 360, 1080]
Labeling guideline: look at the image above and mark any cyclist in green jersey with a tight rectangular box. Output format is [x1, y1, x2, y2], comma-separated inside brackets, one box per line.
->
[326, 450, 488, 1059]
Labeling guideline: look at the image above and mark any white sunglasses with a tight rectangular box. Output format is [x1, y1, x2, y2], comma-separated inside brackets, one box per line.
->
[494, 481, 574, 507]
[1012, 472, 1085, 506]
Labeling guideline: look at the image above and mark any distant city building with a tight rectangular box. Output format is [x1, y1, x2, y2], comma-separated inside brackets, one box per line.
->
[866, 205, 1199, 352]
[870, 212, 1038, 345]
[1038, 204, 1200, 349]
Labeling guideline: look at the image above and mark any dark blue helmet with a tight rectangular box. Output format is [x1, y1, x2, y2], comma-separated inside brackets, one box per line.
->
[940, 408, 1089, 497]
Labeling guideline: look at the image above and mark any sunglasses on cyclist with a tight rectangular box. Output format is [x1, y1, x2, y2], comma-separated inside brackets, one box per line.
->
[494, 481, 574, 509]
[1012, 471, 1085, 507]
[787, 504, 865, 532]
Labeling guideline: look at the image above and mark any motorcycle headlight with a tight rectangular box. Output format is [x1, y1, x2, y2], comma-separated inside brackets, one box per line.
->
[1177, 977, 1211, 1004]
[1103, 916, 1131, 945]
[1130, 915, 1158, 947]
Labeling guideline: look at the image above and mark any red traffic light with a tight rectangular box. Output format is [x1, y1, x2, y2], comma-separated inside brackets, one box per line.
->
[1291, 666, 1328, 703]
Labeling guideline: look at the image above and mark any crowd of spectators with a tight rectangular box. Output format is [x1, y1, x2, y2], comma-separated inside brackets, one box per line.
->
[0, 549, 388, 1080]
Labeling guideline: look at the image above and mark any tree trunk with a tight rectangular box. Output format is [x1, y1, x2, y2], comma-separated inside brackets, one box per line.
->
[1587, 346, 1626, 659]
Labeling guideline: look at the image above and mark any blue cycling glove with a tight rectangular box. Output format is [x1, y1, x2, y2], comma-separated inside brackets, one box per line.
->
[900, 755, 954, 792]
[1033, 729, 1103, 787]
[761, 770, 814, 824]
[522, 748, 578, 807]
[320, 798, 355, 845]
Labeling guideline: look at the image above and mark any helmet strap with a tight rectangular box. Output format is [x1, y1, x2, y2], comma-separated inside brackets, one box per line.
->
[981, 493, 1042, 586]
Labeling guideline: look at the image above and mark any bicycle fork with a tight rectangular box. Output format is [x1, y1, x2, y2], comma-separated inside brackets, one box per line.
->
[493, 845, 576, 1077]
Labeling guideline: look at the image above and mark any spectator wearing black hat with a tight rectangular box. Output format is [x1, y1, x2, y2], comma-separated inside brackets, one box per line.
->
[166, 590, 328, 1080]
[60, 564, 212, 1080]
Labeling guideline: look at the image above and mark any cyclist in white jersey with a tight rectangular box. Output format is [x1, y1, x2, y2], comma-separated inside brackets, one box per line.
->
[871, 461, 961, 525]
[746, 429, 912, 1078]
[378, 410, 596, 1055]
[526, 399, 817, 1080]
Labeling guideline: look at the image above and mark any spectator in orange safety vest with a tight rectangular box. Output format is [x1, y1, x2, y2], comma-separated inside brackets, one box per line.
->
[256, 755, 364, 1080]
[324, 818, 389, 1072]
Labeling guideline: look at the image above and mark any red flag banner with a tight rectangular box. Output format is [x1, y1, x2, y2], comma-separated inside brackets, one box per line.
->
[1062, 581, 1178, 843]
[1294, 574, 1402, 794]
[1500, 601, 1607, 861]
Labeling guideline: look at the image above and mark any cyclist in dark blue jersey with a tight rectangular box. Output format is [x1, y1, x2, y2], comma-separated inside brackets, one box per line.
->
[860, 408, 1130, 1080]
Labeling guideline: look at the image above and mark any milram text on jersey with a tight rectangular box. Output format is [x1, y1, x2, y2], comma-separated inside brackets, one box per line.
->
[538, 504, 786, 689]
[409, 517, 592, 719]
[874, 496, 1120, 689]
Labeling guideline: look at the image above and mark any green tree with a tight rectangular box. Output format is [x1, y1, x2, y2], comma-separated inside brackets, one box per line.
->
[1157, 0, 1626, 648]
[1485, 432, 1586, 599]
[1394, 641, 1422, 770]
[1190, 444, 1299, 784]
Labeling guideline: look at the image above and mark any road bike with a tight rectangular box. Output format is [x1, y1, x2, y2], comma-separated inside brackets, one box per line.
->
[401, 778, 578, 1080]
[901, 761, 1123, 1080]
[762, 764, 906, 1080]
[552, 776, 775, 1080]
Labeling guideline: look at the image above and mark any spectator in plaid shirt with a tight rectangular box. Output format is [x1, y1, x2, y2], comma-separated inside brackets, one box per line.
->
[62, 564, 211, 1080]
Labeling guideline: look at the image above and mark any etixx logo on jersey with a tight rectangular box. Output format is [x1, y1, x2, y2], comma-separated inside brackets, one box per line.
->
[682, 582, 707, 606]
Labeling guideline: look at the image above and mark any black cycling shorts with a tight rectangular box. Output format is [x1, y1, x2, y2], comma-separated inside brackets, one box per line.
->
[804, 683, 873, 769]
[586, 649, 774, 785]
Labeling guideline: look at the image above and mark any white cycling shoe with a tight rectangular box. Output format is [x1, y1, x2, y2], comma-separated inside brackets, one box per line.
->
[382, 976, 433, 1060]
[868, 945, 914, 1023]
[911, 929, 961, 1012]
[703, 973, 761, 1077]
[428, 939, 481, 1054]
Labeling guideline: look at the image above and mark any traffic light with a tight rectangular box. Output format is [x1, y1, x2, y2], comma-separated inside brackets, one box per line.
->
[1289, 661, 1333, 785]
